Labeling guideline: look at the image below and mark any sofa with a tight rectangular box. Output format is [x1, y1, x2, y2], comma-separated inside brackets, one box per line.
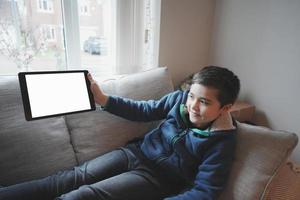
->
[0, 67, 298, 199]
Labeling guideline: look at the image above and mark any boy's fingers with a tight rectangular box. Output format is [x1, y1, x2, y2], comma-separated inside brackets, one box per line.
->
[87, 73, 94, 82]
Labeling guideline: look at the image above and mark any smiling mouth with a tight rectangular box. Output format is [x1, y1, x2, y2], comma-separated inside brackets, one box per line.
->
[190, 111, 200, 117]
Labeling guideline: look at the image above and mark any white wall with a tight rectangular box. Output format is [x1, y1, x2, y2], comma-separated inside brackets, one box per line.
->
[210, 0, 300, 161]
[159, 0, 216, 87]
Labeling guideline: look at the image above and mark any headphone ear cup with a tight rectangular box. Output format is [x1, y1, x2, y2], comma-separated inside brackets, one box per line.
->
[183, 105, 188, 114]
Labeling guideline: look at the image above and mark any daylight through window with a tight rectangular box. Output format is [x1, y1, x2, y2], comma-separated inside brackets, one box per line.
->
[0, 0, 161, 77]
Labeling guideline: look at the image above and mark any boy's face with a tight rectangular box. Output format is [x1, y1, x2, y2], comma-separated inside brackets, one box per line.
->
[186, 83, 231, 129]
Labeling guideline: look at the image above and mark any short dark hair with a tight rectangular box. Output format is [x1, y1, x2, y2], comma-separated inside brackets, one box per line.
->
[191, 66, 240, 107]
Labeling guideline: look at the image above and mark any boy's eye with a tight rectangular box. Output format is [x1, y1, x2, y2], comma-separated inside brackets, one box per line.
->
[188, 93, 194, 99]
[200, 99, 209, 105]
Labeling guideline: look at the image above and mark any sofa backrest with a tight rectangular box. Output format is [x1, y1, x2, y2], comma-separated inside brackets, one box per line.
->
[0, 67, 174, 186]
[0, 76, 77, 186]
[64, 67, 174, 164]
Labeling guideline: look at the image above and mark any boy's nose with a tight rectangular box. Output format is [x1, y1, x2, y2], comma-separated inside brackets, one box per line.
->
[191, 100, 200, 111]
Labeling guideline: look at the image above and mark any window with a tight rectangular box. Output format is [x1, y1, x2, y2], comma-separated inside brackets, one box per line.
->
[37, 0, 54, 13]
[41, 25, 56, 41]
[79, 0, 90, 16]
[76, 0, 113, 77]
[0, 0, 161, 77]
[0, 0, 65, 73]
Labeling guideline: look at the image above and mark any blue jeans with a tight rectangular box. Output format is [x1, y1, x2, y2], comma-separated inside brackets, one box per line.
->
[0, 148, 178, 200]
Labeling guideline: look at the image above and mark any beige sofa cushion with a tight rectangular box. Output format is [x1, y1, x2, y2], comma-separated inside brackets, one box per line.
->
[65, 67, 174, 164]
[0, 76, 77, 186]
[220, 122, 298, 200]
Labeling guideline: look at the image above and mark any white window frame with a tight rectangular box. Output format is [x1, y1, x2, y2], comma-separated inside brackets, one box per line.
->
[115, 0, 161, 73]
[61, 0, 82, 68]
[62, 0, 161, 74]
[143, 0, 161, 70]
[37, 0, 54, 13]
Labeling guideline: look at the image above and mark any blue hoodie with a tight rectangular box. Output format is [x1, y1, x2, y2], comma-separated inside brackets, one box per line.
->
[104, 90, 237, 200]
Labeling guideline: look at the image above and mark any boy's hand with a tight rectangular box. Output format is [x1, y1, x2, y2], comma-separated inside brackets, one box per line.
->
[87, 73, 108, 106]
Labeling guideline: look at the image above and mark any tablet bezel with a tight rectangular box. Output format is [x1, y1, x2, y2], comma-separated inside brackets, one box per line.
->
[18, 70, 96, 121]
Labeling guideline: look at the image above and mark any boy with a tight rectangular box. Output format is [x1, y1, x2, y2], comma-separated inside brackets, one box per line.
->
[0, 66, 240, 200]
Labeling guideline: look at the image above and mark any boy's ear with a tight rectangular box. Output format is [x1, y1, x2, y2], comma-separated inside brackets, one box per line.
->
[221, 104, 233, 113]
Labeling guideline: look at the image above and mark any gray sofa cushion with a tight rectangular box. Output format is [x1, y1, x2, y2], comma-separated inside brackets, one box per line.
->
[0, 76, 77, 186]
[220, 122, 298, 200]
[65, 67, 174, 163]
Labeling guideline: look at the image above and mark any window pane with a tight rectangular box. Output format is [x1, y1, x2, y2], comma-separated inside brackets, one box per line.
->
[78, 0, 115, 78]
[0, 0, 66, 75]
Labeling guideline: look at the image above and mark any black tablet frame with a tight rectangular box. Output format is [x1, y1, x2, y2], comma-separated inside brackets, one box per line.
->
[18, 70, 96, 121]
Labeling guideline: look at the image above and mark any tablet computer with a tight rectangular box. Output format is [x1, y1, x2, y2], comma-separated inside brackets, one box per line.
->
[18, 70, 96, 121]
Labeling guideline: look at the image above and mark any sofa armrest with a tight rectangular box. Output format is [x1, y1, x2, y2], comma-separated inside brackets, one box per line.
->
[262, 160, 300, 200]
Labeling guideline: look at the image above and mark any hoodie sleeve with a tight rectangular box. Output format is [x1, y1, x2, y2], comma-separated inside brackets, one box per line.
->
[165, 136, 236, 200]
[103, 90, 183, 122]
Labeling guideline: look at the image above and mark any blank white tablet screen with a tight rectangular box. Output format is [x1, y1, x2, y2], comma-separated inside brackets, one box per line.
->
[25, 73, 91, 118]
